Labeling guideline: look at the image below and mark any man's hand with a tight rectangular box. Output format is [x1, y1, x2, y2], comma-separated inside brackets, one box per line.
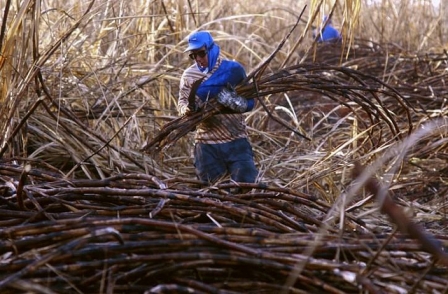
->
[216, 85, 248, 113]
[179, 104, 196, 116]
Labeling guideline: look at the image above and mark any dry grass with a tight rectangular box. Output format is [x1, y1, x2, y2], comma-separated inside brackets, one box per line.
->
[0, 0, 447, 293]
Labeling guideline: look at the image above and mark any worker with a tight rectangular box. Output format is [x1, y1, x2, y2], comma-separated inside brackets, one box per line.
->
[178, 31, 258, 187]
[314, 15, 342, 43]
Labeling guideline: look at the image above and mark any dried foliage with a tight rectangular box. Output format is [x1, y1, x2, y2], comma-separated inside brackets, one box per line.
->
[0, 0, 448, 293]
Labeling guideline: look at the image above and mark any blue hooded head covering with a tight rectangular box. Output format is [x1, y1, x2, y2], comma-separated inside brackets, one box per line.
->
[184, 31, 220, 73]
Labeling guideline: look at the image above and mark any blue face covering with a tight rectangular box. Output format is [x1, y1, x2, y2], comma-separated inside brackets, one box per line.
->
[185, 31, 220, 73]
[202, 43, 220, 74]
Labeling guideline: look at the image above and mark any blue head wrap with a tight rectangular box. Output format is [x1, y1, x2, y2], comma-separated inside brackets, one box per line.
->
[184, 31, 220, 73]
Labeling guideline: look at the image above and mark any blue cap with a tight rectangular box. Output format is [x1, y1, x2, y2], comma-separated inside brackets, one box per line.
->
[184, 31, 214, 52]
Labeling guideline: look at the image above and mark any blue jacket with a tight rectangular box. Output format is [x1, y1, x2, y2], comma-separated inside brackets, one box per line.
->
[195, 60, 255, 111]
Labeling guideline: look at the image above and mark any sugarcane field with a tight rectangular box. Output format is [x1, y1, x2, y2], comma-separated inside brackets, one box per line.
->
[1, 0, 448, 293]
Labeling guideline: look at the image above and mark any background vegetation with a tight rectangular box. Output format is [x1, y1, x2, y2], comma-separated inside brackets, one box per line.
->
[0, 0, 446, 179]
[0, 0, 447, 293]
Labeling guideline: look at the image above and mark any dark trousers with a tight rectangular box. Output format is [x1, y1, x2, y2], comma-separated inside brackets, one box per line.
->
[194, 138, 258, 183]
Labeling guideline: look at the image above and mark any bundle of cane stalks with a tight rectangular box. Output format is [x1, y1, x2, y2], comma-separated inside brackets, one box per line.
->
[142, 56, 416, 154]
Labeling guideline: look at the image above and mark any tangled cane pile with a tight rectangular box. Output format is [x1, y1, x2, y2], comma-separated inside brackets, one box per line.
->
[1, 160, 447, 294]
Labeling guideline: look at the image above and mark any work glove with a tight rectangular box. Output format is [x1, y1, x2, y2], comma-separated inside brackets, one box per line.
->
[216, 84, 248, 113]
